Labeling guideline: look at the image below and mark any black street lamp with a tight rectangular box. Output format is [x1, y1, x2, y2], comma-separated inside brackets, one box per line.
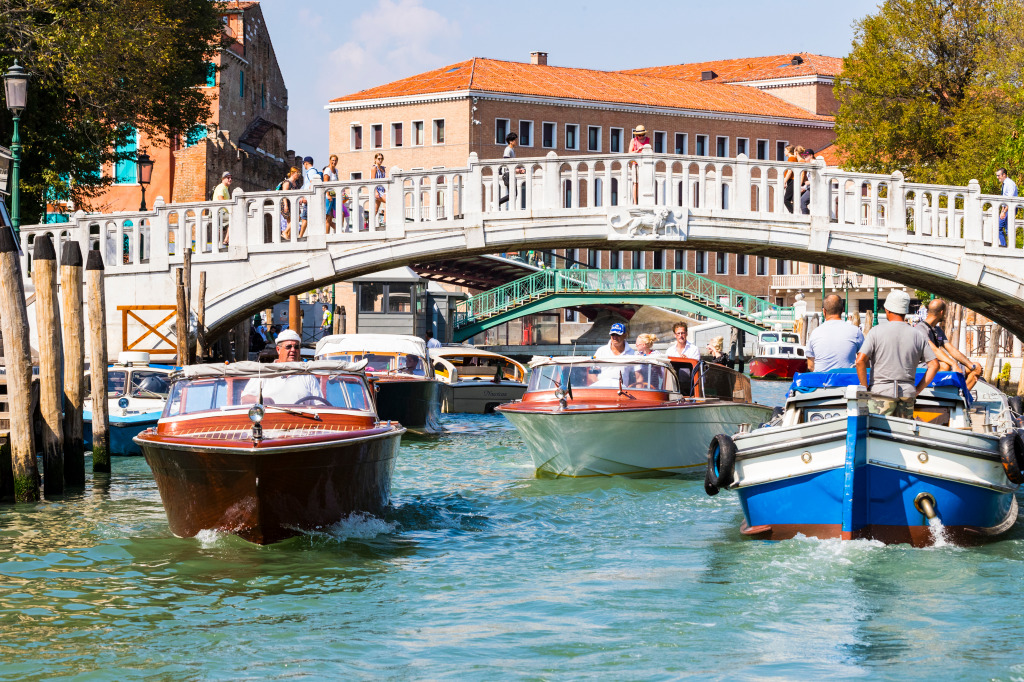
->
[3, 60, 29, 239]
[137, 151, 154, 211]
[831, 270, 863, 320]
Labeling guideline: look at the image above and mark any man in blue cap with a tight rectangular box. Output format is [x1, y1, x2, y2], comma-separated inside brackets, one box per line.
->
[595, 322, 635, 359]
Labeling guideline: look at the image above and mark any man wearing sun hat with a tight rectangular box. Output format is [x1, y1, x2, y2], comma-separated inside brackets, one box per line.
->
[240, 329, 322, 405]
[628, 125, 651, 203]
[855, 290, 938, 418]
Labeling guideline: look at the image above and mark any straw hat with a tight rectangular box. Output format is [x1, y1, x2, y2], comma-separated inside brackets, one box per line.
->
[633, 124, 647, 135]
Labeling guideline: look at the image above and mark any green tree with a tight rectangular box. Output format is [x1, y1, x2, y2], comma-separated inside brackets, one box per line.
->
[834, 0, 1024, 187]
[0, 0, 222, 221]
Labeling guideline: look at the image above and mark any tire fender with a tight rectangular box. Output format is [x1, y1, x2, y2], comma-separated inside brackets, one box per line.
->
[1000, 430, 1024, 485]
[705, 434, 737, 495]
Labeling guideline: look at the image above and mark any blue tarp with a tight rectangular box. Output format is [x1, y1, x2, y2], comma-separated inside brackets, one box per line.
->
[788, 369, 973, 406]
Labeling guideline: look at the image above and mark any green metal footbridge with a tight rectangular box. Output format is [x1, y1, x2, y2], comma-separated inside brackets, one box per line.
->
[451, 268, 796, 342]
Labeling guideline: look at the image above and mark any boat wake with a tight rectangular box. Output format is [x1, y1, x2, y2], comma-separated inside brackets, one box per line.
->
[304, 513, 398, 541]
[925, 517, 953, 548]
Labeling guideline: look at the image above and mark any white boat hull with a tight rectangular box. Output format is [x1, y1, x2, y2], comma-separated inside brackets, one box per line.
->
[441, 381, 527, 413]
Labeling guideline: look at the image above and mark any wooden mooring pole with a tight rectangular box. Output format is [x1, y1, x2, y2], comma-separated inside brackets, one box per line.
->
[86, 250, 111, 473]
[32, 235, 65, 495]
[0, 226, 39, 500]
[176, 268, 188, 366]
[60, 241, 85, 486]
[289, 295, 300, 334]
[184, 248, 194, 363]
[985, 324, 1002, 384]
[197, 271, 207, 361]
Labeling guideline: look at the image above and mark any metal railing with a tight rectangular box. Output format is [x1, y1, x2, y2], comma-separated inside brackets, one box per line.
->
[452, 268, 794, 330]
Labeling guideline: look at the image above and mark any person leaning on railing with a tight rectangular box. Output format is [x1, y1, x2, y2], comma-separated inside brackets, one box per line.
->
[628, 124, 651, 204]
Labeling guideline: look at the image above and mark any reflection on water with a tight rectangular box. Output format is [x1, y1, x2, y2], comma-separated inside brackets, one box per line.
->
[2, 391, 1024, 678]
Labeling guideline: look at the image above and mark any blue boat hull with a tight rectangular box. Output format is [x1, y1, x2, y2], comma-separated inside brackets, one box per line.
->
[84, 411, 160, 456]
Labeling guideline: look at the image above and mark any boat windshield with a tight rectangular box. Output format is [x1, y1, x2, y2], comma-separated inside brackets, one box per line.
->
[781, 333, 799, 344]
[107, 370, 128, 397]
[164, 373, 373, 417]
[437, 355, 524, 382]
[760, 333, 779, 343]
[130, 371, 171, 399]
[320, 352, 426, 376]
[527, 362, 669, 392]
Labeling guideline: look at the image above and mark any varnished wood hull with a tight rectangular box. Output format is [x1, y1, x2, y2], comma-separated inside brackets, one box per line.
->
[137, 427, 404, 544]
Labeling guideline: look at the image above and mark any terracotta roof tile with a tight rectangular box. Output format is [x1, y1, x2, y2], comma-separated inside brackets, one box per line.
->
[330, 58, 833, 122]
[621, 52, 843, 83]
[815, 143, 846, 167]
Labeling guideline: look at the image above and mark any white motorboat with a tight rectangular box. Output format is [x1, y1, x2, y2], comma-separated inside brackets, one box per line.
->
[498, 355, 773, 478]
[83, 352, 174, 456]
[429, 346, 527, 413]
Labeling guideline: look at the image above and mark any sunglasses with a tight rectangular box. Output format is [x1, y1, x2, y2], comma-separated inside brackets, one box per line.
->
[279, 344, 300, 350]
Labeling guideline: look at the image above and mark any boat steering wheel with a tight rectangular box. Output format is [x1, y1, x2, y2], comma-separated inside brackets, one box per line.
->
[628, 382, 653, 389]
[295, 395, 331, 406]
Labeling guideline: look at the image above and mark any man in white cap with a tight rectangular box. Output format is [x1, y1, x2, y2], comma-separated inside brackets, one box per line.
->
[240, 329, 322, 405]
[855, 291, 938, 418]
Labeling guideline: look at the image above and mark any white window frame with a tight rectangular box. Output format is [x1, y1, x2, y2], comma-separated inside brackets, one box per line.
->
[587, 125, 601, 152]
[371, 123, 384, 149]
[716, 252, 728, 275]
[609, 127, 624, 153]
[432, 118, 445, 145]
[391, 122, 403, 148]
[565, 124, 580, 151]
[542, 121, 557, 149]
[350, 171, 362, 180]
[495, 118, 510, 145]
[674, 132, 688, 155]
[412, 120, 424, 147]
[653, 131, 667, 154]
[735, 254, 748, 276]
[696, 134, 709, 156]
[716, 135, 729, 158]
[736, 137, 749, 157]
[776, 140, 789, 161]
[674, 250, 686, 270]
[694, 250, 708, 275]
[350, 124, 363, 151]
[518, 120, 534, 148]
[756, 256, 767, 276]
[756, 139, 769, 160]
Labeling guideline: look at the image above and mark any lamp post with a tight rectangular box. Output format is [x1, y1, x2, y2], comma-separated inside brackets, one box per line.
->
[3, 61, 29, 240]
[831, 270, 863, 320]
[136, 151, 154, 211]
[873, 277, 879, 326]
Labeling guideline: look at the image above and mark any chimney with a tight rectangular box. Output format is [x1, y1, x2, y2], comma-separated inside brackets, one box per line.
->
[701, 70, 717, 81]
[790, 55, 804, 66]
[530, 51, 548, 66]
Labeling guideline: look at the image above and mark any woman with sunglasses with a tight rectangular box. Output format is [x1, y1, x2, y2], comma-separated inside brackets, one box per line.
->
[629, 125, 651, 203]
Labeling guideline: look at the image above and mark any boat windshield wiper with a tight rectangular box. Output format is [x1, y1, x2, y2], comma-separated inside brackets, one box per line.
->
[617, 376, 635, 400]
[264, 405, 322, 421]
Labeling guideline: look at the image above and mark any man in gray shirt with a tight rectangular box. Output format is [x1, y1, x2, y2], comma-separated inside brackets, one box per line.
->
[855, 290, 938, 418]
[806, 294, 864, 371]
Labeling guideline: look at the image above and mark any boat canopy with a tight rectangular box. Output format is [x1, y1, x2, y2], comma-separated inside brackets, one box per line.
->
[316, 334, 428, 359]
[788, 369, 972, 406]
[173, 360, 368, 380]
[527, 355, 676, 369]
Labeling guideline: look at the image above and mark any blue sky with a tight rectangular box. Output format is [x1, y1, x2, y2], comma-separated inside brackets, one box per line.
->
[259, 0, 881, 162]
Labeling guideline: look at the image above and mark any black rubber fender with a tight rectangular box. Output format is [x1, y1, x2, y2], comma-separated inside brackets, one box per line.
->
[999, 430, 1024, 485]
[705, 434, 737, 495]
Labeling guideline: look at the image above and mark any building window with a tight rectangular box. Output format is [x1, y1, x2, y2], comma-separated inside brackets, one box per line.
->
[542, 122, 556, 149]
[736, 254, 748, 275]
[675, 250, 686, 269]
[260, 82, 266, 109]
[610, 250, 620, 269]
[694, 251, 708, 274]
[776, 140, 788, 161]
[776, 297, 786, 307]
[392, 123, 403, 147]
[433, 119, 445, 144]
[811, 263, 821, 275]
[387, 283, 413, 313]
[588, 249, 600, 268]
[756, 139, 768, 160]
[495, 118, 510, 145]
[653, 250, 664, 269]
[737, 138, 749, 157]
[205, 62, 216, 88]
[756, 256, 767, 276]
[350, 172, 362, 180]
[696, 135, 708, 156]
[359, 283, 384, 312]
[588, 126, 601, 152]
[413, 121, 424, 146]
[654, 131, 666, 153]
[239, 70, 245, 97]
[114, 126, 138, 185]
[609, 127, 623, 153]
[716, 252, 728, 274]
[184, 124, 205, 147]
[351, 126, 363, 151]
[675, 133, 688, 155]
[519, 120, 533, 147]
[776, 259, 787, 275]
[372, 124, 383, 149]
[565, 124, 579, 151]
[716, 136, 728, 157]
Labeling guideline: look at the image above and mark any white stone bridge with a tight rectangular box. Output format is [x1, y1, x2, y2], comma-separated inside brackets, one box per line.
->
[17, 149, 1024, 359]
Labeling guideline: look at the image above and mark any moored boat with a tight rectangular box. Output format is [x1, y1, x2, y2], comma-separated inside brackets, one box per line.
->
[498, 355, 773, 478]
[704, 369, 1021, 546]
[84, 352, 174, 456]
[315, 334, 442, 433]
[134, 361, 405, 544]
[749, 330, 808, 379]
[429, 346, 527, 413]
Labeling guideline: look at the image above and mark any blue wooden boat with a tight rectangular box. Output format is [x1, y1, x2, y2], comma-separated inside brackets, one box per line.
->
[705, 370, 1022, 546]
[83, 353, 175, 456]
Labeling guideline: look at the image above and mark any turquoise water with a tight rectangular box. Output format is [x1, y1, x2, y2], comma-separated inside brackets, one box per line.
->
[3, 381, 1024, 680]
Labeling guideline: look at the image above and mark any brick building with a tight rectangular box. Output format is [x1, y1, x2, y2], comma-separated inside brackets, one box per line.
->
[87, 1, 292, 214]
[326, 51, 842, 311]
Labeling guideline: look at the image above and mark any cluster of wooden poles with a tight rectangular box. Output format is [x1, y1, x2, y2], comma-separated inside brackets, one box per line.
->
[0, 230, 110, 503]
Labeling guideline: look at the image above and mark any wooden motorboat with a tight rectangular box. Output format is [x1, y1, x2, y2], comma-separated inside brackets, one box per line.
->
[84, 352, 174, 456]
[429, 346, 527, 413]
[134, 361, 405, 545]
[749, 330, 808, 380]
[497, 355, 773, 478]
[705, 370, 1020, 546]
[315, 334, 442, 433]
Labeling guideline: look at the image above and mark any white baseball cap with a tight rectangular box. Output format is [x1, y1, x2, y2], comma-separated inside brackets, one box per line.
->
[276, 329, 302, 344]
[883, 290, 910, 315]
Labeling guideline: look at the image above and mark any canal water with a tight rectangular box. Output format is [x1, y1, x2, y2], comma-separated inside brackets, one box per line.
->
[3, 380, 1024, 680]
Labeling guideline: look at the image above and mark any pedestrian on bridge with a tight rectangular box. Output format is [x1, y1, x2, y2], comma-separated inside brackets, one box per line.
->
[323, 155, 339, 233]
[372, 153, 387, 226]
[629, 125, 651, 204]
[278, 166, 301, 240]
[799, 148, 815, 214]
[997, 168, 1018, 247]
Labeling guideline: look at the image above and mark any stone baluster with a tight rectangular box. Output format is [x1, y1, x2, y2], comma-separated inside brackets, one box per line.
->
[810, 159, 828, 219]
[964, 179, 982, 245]
[697, 163, 707, 210]
[569, 162, 580, 209]
[466, 152, 483, 220]
[586, 163, 596, 208]
[385, 170, 406, 239]
[680, 163, 691, 210]
[150, 199, 170, 272]
[637, 148, 655, 207]
[543, 151, 560, 210]
[412, 175, 423, 225]
[445, 173, 456, 220]
[733, 154, 751, 214]
[889, 171, 907, 234]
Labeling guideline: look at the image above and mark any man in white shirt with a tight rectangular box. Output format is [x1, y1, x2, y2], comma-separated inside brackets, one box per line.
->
[997, 167, 1018, 247]
[666, 322, 700, 360]
[241, 330, 321, 405]
[592, 322, 638, 386]
[425, 331, 441, 349]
